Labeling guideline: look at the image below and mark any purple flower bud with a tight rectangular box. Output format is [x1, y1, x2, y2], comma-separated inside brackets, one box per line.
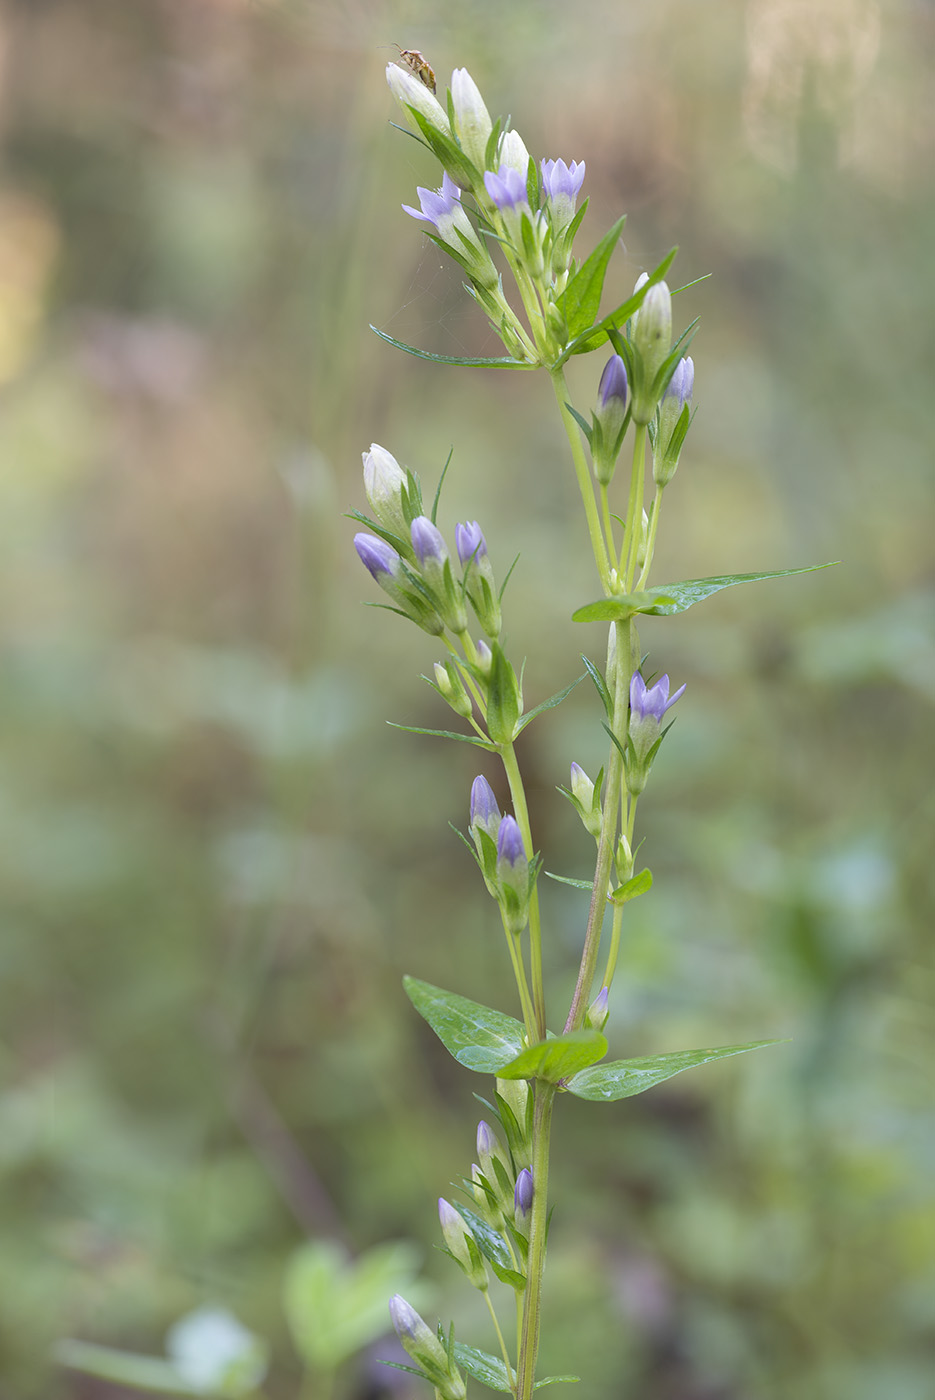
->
[410, 515, 449, 567]
[664, 356, 694, 411]
[455, 520, 487, 565]
[476, 1120, 497, 1161]
[470, 776, 501, 834]
[629, 672, 686, 723]
[598, 354, 628, 409]
[354, 532, 400, 580]
[586, 986, 609, 1031]
[388, 1293, 422, 1342]
[514, 1167, 534, 1218]
[496, 815, 525, 869]
[483, 165, 529, 212]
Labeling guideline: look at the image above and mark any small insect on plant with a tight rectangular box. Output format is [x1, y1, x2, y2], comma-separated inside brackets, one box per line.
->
[393, 44, 436, 93]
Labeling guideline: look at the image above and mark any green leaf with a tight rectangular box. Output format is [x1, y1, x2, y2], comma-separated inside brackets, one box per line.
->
[514, 673, 584, 735]
[567, 1040, 786, 1102]
[559, 246, 678, 362]
[486, 642, 522, 744]
[403, 976, 526, 1073]
[610, 869, 653, 904]
[387, 722, 497, 751]
[544, 871, 594, 891]
[457, 1204, 523, 1281]
[452, 1342, 515, 1393]
[370, 326, 532, 369]
[54, 1343, 199, 1396]
[560, 216, 626, 338]
[284, 1240, 423, 1374]
[498, 1030, 608, 1084]
[581, 654, 612, 719]
[572, 564, 838, 624]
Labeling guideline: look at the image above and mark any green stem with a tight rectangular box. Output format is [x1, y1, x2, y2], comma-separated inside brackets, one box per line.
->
[515, 1082, 556, 1400]
[599, 897, 625, 993]
[563, 615, 631, 1033]
[549, 368, 612, 591]
[501, 743, 546, 1038]
[501, 910, 538, 1044]
[620, 423, 646, 590]
[636, 486, 664, 590]
[599, 482, 618, 568]
[483, 1290, 516, 1397]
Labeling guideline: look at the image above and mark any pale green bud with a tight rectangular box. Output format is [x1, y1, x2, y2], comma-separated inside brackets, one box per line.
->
[451, 68, 492, 170]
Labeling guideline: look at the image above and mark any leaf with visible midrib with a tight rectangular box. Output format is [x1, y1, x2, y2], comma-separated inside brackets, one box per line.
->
[403, 976, 526, 1073]
[567, 1040, 785, 1102]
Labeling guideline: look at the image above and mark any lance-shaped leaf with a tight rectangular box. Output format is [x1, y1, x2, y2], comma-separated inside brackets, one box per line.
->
[513, 673, 584, 735]
[567, 1039, 785, 1102]
[452, 1343, 579, 1392]
[556, 246, 679, 363]
[560, 216, 626, 339]
[498, 1029, 608, 1084]
[371, 326, 534, 369]
[387, 721, 497, 751]
[403, 977, 526, 1073]
[572, 564, 838, 624]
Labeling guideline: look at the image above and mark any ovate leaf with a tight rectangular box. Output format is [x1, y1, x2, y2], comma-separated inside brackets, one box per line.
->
[403, 977, 525, 1073]
[498, 1030, 607, 1084]
[567, 1040, 785, 1102]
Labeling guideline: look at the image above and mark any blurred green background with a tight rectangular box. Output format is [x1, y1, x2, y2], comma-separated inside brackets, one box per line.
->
[1, 0, 933, 1396]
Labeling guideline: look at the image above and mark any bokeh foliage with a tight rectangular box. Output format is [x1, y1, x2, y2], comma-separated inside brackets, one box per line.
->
[0, 0, 932, 1396]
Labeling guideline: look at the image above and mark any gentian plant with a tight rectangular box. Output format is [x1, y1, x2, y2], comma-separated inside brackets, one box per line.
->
[353, 57, 831, 1400]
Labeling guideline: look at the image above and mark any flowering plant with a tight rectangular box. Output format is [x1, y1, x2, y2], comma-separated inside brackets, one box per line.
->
[354, 58, 829, 1400]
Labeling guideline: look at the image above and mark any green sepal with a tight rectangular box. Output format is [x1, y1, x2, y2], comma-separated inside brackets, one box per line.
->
[387, 722, 497, 751]
[553, 196, 590, 268]
[581, 654, 613, 719]
[498, 1029, 608, 1084]
[610, 869, 653, 905]
[484, 118, 503, 171]
[564, 403, 593, 443]
[572, 563, 839, 624]
[380, 1360, 432, 1381]
[345, 508, 411, 559]
[560, 215, 626, 339]
[557, 246, 678, 363]
[514, 672, 584, 735]
[370, 325, 533, 369]
[430, 450, 454, 525]
[486, 642, 522, 744]
[567, 1039, 787, 1102]
[403, 976, 525, 1073]
[525, 152, 541, 210]
[406, 104, 479, 190]
[544, 871, 594, 891]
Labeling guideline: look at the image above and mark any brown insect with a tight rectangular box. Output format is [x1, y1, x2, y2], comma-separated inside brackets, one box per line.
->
[394, 45, 436, 94]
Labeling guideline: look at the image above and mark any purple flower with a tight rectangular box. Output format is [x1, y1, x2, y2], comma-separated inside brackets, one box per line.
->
[598, 354, 628, 409]
[514, 1167, 534, 1218]
[470, 776, 501, 834]
[354, 532, 400, 580]
[540, 158, 586, 202]
[402, 171, 462, 229]
[664, 356, 694, 411]
[455, 520, 487, 565]
[496, 814, 525, 869]
[484, 165, 529, 211]
[629, 672, 686, 723]
[410, 515, 449, 567]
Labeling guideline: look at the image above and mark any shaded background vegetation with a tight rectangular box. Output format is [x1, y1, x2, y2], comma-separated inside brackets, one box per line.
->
[1, 0, 932, 1396]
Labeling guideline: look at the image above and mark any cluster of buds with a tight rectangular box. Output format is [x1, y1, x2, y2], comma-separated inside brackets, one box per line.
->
[388, 1296, 466, 1400]
[386, 60, 587, 359]
[468, 777, 537, 935]
[466, 1095, 536, 1276]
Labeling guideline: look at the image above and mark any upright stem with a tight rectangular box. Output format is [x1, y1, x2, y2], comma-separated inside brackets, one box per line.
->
[549, 368, 612, 591]
[564, 615, 631, 1033]
[515, 1081, 556, 1400]
[502, 743, 546, 1038]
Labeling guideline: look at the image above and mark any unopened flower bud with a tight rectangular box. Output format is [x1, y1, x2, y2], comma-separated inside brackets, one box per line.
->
[636, 508, 650, 570]
[592, 354, 629, 485]
[496, 816, 530, 933]
[410, 516, 468, 633]
[631, 278, 672, 424]
[451, 68, 493, 171]
[514, 1167, 534, 1229]
[389, 1295, 466, 1398]
[386, 63, 451, 142]
[354, 532, 444, 635]
[586, 986, 609, 1032]
[434, 660, 472, 718]
[438, 1198, 487, 1290]
[498, 128, 531, 176]
[654, 356, 694, 487]
[470, 776, 501, 837]
[615, 833, 634, 884]
[569, 761, 603, 839]
[456, 520, 501, 638]
[475, 639, 493, 676]
[362, 444, 411, 544]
